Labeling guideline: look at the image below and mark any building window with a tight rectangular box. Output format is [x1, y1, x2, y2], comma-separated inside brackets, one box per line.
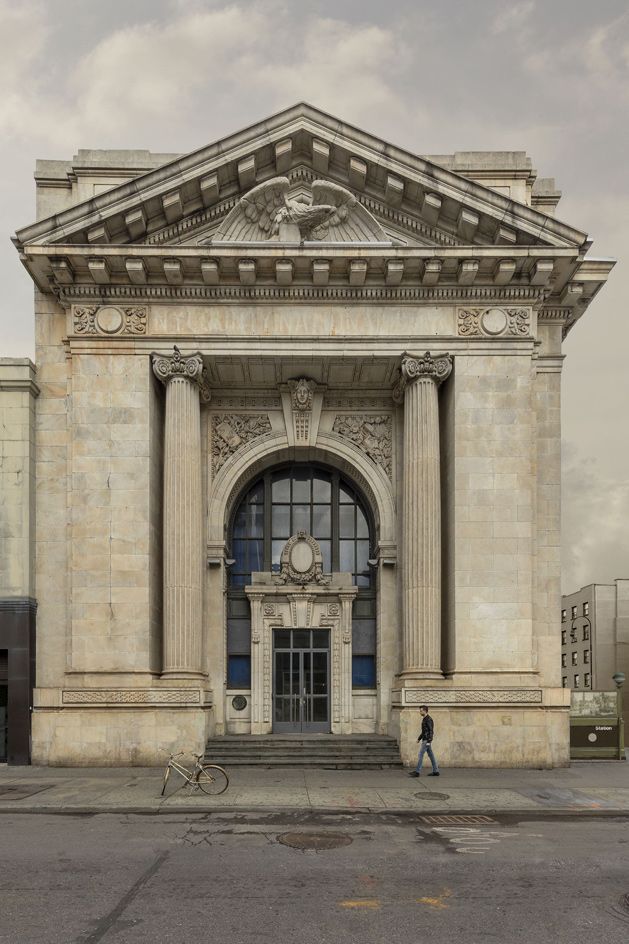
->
[570, 627, 577, 643]
[584, 673, 590, 687]
[583, 650, 590, 664]
[562, 677, 567, 688]
[561, 653, 567, 667]
[571, 605, 577, 619]
[571, 652, 577, 665]
[561, 609, 567, 622]
[574, 674, 580, 687]
[583, 625, 590, 641]
[228, 464, 375, 690]
[561, 630, 566, 645]
[583, 601, 589, 617]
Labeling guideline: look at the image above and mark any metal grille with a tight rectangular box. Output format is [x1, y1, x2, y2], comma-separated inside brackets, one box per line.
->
[420, 814, 497, 825]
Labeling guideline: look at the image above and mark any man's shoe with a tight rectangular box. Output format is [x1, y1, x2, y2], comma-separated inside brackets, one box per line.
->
[408, 771, 420, 778]
[428, 771, 440, 776]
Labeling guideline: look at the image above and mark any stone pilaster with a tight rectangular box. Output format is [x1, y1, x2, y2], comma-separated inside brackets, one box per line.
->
[394, 351, 452, 679]
[152, 347, 210, 678]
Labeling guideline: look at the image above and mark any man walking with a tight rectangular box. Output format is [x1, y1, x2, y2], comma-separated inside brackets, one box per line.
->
[408, 705, 440, 777]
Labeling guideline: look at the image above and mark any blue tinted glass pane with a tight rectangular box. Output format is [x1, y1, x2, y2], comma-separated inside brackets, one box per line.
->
[318, 540, 331, 573]
[292, 504, 310, 533]
[352, 655, 376, 688]
[312, 505, 331, 539]
[249, 540, 263, 571]
[313, 475, 331, 502]
[248, 481, 264, 504]
[272, 505, 290, 538]
[272, 539, 285, 571]
[355, 575, 371, 588]
[356, 507, 369, 538]
[234, 504, 263, 538]
[292, 472, 310, 502]
[230, 573, 249, 587]
[228, 655, 251, 688]
[356, 540, 370, 573]
[232, 540, 248, 571]
[339, 505, 355, 538]
[272, 475, 290, 502]
[340, 540, 354, 572]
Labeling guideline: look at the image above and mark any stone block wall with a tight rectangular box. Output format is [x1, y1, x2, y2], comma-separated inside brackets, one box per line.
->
[68, 352, 156, 675]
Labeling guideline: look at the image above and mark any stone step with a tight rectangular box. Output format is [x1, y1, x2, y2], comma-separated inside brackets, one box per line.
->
[203, 734, 402, 768]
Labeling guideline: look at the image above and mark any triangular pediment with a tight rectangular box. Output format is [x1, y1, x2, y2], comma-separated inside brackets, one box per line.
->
[15, 102, 589, 254]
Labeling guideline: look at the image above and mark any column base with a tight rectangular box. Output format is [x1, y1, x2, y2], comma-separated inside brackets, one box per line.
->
[398, 670, 444, 683]
[160, 671, 206, 680]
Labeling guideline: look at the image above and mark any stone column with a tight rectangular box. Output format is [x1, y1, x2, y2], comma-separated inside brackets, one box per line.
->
[152, 347, 210, 678]
[394, 351, 452, 679]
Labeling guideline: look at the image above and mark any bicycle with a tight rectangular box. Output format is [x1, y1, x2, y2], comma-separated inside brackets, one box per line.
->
[161, 751, 229, 796]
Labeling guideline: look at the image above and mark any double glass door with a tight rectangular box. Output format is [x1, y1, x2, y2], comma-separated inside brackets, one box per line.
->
[273, 629, 330, 733]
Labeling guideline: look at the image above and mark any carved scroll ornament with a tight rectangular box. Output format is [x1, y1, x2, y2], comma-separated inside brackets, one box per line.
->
[211, 413, 272, 473]
[392, 351, 453, 403]
[332, 414, 392, 478]
[151, 346, 211, 402]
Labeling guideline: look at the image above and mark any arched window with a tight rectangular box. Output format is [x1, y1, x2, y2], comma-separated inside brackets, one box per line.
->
[227, 464, 376, 690]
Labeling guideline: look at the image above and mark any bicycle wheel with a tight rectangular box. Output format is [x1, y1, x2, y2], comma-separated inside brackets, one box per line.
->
[161, 764, 171, 797]
[195, 764, 229, 796]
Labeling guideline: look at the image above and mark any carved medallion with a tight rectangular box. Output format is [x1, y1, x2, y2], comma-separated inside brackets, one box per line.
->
[274, 532, 329, 586]
[211, 413, 272, 473]
[332, 414, 392, 478]
[73, 305, 147, 335]
[457, 307, 530, 337]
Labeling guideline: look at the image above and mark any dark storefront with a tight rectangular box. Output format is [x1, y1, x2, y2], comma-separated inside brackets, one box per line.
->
[0, 598, 36, 765]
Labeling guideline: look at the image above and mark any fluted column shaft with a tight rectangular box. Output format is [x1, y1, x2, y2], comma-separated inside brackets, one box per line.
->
[395, 352, 452, 679]
[152, 348, 210, 677]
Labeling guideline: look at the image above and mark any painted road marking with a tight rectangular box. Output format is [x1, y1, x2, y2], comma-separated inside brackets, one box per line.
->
[432, 826, 517, 855]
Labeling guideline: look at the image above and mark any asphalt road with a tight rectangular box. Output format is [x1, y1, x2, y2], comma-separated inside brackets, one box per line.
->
[1, 811, 628, 944]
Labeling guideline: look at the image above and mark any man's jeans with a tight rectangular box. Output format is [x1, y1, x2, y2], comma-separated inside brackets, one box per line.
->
[415, 740, 439, 773]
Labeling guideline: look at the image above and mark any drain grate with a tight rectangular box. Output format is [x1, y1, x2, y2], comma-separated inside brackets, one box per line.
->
[414, 792, 450, 801]
[420, 814, 497, 826]
[278, 831, 353, 851]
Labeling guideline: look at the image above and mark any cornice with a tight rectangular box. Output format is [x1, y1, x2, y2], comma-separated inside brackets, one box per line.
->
[59, 283, 545, 305]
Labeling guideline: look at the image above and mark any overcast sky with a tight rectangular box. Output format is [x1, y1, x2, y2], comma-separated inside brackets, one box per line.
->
[1, 0, 627, 594]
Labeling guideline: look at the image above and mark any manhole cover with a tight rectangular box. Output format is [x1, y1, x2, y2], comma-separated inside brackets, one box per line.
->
[414, 792, 449, 801]
[278, 831, 353, 851]
[420, 814, 497, 826]
[0, 783, 55, 800]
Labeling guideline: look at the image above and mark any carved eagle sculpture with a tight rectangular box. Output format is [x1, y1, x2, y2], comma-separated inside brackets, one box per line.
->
[209, 176, 389, 243]
[240, 177, 358, 241]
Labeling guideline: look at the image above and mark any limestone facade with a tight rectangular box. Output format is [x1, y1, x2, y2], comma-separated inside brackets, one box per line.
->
[9, 104, 614, 767]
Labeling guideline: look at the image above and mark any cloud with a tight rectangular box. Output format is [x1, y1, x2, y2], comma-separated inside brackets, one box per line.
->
[0, 2, 407, 149]
[561, 444, 629, 594]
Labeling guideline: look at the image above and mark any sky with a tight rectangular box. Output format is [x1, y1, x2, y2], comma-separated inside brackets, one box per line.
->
[1, 0, 627, 594]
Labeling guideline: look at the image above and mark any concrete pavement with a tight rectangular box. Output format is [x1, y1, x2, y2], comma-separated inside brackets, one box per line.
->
[1, 758, 628, 816]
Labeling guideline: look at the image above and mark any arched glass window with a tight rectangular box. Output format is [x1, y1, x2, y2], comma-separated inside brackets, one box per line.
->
[227, 464, 376, 690]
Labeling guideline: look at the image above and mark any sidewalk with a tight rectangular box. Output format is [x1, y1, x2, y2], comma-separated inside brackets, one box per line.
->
[1, 758, 628, 816]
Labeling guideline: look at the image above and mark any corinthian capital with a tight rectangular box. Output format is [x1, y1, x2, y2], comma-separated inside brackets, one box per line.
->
[392, 351, 452, 403]
[151, 346, 211, 402]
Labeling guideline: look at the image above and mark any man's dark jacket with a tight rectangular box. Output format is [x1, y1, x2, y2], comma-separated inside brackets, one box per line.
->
[420, 714, 434, 743]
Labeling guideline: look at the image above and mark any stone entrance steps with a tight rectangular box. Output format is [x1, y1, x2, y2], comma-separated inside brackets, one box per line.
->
[203, 734, 402, 769]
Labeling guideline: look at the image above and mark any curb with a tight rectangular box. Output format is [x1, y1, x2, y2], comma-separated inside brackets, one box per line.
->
[1, 804, 629, 818]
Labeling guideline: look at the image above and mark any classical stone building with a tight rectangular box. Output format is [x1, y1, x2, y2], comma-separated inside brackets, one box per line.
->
[7, 103, 613, 767]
